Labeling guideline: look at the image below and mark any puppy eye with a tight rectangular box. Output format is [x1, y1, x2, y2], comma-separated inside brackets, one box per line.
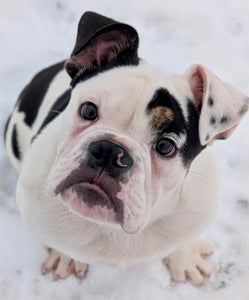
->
[154, 138, 177, 157]
[79, 102, 98, 121]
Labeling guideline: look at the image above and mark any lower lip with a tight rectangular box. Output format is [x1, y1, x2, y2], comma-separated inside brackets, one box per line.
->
[60, 182, 118, 223]
[73, 182, 115, 209]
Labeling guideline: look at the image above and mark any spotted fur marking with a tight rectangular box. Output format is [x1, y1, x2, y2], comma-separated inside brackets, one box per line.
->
[220, 116, 229, 124]
[208, 97, 214, 107]
[149, 106, 174, 132]
[210, 116, 216, 126]
[239, 103, 248, 115]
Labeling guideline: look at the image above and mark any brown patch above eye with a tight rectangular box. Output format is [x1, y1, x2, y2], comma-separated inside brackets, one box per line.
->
[149, 106, 174, 132]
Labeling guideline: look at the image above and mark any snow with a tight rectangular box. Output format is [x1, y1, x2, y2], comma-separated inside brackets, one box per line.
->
[1, 0, 249, 299]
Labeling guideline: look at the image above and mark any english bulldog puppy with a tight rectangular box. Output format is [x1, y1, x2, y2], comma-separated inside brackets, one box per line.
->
[4, 11, 249, 285]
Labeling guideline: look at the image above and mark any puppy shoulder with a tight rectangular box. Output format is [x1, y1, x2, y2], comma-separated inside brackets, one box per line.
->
[189, 147, 218, 177]
[181, 148, 218, 207]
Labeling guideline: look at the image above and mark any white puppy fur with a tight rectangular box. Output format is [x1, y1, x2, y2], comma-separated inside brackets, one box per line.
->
[4, 14, 248, 285]
[5, 62, 224, 283]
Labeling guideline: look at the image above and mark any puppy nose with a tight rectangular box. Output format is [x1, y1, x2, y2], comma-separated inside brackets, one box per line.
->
[87, 140, 133, 178]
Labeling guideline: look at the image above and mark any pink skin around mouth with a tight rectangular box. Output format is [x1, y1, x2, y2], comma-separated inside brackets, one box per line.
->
[60, 182, 119, 224]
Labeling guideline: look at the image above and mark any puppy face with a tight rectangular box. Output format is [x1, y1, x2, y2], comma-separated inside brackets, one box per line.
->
[45, 64, 187, 234]
[45, 63, 248, 235]
[45, 12, 248, 235]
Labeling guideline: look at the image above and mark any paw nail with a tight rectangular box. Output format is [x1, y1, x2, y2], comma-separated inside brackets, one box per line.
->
[54, 274, 61, 281]
[41, 266, 48, 275]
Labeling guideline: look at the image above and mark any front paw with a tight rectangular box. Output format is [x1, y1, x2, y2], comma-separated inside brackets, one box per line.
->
[42, 248, 88, 280]
[162, 239, 213, 286]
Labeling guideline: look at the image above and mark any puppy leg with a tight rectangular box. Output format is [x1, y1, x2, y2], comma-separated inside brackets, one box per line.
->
[42, 248, 88, 280]
[162, 239, 213, 286]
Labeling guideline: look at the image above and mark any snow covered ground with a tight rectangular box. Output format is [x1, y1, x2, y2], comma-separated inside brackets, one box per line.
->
[1, 0, 249, 299]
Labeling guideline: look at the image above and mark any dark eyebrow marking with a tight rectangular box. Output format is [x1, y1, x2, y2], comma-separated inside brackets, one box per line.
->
[147, 89, 205, 167]
[149, 106, 174, 132]
[146, 88, 186, 135]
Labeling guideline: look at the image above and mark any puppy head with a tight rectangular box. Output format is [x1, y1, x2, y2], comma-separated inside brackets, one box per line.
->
[46, 12, 248, 235]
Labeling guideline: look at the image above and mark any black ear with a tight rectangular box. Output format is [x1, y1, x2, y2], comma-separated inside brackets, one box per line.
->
[65, 11, 139, 83]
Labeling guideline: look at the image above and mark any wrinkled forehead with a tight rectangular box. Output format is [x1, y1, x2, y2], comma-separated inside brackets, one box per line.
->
[71, 62, 191, 129]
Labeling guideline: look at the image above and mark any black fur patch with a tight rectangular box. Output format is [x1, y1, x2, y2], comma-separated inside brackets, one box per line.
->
[208, 97, 214, 106]
[220, 116, 229, 124]
[210, 116, 216, 125]
[68, 11, 139, 88]
[181, 101, 205, 165]
[146, 88, 186, 136]
[31, 89, 71, 143]
[4, 115, 11, 143]
[239, 104, 248, 115]
[17, 61, 65, 127]
[146, 89, 204, 166]
[71, 57, 139, 88]
[11, 124, 21, 159]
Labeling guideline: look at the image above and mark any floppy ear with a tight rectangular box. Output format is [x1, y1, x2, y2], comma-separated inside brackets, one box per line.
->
[65, 11, 139, 80]
[185, 64, 249, 145]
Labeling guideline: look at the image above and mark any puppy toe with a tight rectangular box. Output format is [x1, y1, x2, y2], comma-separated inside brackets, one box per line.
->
[42, 247, 89, 280]
[186, 268, 204, 286]
[196, 257, 212, 277]
[170, 268, 186, 283]
[74, 261, 89, 279]
[53, 255, 72, 280]
[42, 248, 60, 274]
[195, 240, 213, 256]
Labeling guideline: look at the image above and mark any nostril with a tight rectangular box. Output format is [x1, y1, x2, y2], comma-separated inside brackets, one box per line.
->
[122, 155, 133, 167]
[92, 145, 104, 160]
[114, 150, 132, 168]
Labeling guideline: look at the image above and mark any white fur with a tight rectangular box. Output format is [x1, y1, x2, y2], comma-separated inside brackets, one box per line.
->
[5, 61, 247, 282]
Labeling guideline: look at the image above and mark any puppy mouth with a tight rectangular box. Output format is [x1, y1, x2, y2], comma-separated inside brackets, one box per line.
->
[71, 182, 116, 210]
[53, 164, 148, 235]
[55, 165, 123, 227]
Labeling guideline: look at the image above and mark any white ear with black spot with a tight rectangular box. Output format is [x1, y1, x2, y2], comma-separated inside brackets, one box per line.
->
[185, 64, 249, 145]
[65, 11, 139, 79]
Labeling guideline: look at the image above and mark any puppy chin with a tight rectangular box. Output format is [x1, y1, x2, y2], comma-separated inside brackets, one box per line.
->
[46, 179, 148, 235]
[45, 154, 150, 235]
[58, 186, 148, 235]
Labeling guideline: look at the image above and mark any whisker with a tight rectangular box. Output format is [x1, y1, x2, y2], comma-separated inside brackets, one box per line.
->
[51, 109, 61, 114]
[189, 170, 206, 178]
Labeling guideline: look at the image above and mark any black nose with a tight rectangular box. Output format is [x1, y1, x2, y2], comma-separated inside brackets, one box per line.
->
[87, 140, 133, 178]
